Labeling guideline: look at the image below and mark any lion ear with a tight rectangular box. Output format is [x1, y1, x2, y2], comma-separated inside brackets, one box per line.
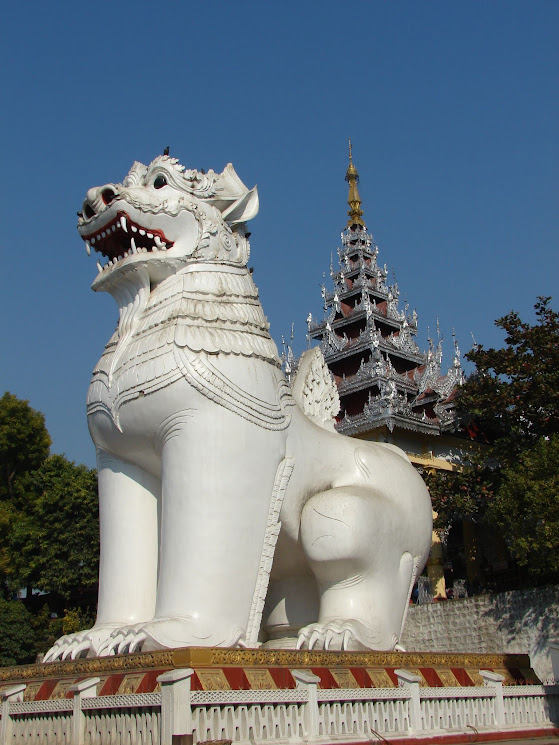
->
[221, 186, 259, 224]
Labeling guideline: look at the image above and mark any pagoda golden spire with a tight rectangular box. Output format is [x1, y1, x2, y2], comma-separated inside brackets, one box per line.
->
[345, 138, 365, 227]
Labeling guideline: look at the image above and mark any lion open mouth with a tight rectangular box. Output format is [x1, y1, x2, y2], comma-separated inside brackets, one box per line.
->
[82, 211, 174, 271]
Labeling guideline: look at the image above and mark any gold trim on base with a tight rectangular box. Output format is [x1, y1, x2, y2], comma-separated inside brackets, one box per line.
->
[0, 647, 533, 684]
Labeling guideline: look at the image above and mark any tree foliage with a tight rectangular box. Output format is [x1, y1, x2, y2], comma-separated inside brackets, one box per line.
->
[0, 392, 51, 501]
[427, 298, 559, 580]
[0, 393, 99, 660]
[0, 597, 37, 666]
[460, 296, 559, 464]
[422, 465, 495, 530]
[488, 434, 559, 576]
[6, 454, 99, 600]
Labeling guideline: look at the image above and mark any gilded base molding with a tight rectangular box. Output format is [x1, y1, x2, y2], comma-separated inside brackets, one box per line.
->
[0, 646, 536, 685]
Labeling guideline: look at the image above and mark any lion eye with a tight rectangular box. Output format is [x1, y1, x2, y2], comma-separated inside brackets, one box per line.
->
[154, 175, 167, 189]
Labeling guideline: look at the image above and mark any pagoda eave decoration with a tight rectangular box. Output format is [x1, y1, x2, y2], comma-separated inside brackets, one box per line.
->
[337, 411, 443, 438]
[316, 339, 425, 367]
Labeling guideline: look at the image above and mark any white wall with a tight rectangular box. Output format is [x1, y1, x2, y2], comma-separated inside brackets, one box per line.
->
[401, 585, 559, 682]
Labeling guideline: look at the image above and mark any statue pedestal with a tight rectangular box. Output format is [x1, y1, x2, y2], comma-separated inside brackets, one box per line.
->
[0, 647, 540, 699]
[1, 648, 555, 744]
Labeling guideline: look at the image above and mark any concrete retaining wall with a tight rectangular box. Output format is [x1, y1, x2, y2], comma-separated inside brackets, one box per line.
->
[401, 584, 559, 682]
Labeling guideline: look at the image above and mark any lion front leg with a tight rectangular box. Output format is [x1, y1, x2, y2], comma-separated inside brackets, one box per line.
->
[44, 450, 160, 661]
[104, 408, 286, 654]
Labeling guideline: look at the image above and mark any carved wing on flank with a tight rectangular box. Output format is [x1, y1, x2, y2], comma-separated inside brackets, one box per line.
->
[291, 347, 340, 431]
[245, 456, 294, 646]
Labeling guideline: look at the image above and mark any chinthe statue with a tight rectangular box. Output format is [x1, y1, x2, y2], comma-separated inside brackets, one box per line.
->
[44, 155, 432, 661]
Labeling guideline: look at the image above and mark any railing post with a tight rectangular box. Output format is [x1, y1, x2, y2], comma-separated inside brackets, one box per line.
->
[293, 669, 321, 739]
[395, 669, 422, 733]
[0, 684, 26, 745]
[68, 676, 100, 745]
[157, 668, 194, 745]
[480, 670, 505, 726]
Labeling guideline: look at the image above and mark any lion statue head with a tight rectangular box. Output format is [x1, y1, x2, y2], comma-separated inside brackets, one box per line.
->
[78, 155, 259, 293]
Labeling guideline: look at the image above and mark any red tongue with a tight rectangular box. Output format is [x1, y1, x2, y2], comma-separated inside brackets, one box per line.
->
[92, 228, 130, 260]
[84, 211, 172, 260]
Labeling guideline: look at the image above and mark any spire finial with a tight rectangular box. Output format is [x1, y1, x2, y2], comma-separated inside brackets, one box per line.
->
[345, 139, 365, 228]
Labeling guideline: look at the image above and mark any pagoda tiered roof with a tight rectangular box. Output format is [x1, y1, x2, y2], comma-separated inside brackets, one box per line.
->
[307, 143, 463, 438]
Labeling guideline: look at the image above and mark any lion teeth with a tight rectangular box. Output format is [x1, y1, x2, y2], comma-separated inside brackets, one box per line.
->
[86, 218, 172, 265]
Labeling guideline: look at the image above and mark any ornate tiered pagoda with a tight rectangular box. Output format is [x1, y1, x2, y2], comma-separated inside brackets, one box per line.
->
[306, 144, 469, 598]
[307, 144, 464, 466]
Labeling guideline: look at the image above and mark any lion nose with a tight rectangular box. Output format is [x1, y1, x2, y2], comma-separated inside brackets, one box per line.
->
[82, 184, 119, 219]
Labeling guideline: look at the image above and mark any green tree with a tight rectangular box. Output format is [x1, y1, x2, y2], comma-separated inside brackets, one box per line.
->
[0, 597, 37, 666]
[422, 465, 495, 531]
[30, 603, 64, 661]
[488, 435, 559, 576]
[459, 296, 559, 465]
[0, 392, 51, 501]
[0, 500, 17, 593]
[0, 393, 100, 660]
[0, 393, 51, 593]
[7, 454, 99, 601]
[427, 298, 559, 580]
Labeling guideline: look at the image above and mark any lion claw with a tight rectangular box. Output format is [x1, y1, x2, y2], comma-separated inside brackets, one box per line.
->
[297, 618, 385, 651]
[43, 625, 122, 663]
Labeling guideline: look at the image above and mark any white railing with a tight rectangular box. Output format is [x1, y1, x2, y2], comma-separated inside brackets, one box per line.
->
[2, 667, 559, 745]
[504, 684, 559, 727]
[420, 687, 496, 731]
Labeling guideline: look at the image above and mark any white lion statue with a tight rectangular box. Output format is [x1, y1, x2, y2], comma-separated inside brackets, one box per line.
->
[44, 155, 432, 661]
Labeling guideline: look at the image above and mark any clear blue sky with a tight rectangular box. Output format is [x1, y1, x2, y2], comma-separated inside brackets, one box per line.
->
[1, 1, 557, 468]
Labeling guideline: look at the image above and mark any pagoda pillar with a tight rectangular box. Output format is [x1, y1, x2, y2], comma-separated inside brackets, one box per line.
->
[427, 511, 447, 599]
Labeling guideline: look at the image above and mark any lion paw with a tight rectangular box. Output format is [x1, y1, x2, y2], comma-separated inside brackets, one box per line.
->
[43, 625, 122, 663]
[296, 618, 386, 651]
[98, 618, 246, 655]
[97, 623, 147, 656]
